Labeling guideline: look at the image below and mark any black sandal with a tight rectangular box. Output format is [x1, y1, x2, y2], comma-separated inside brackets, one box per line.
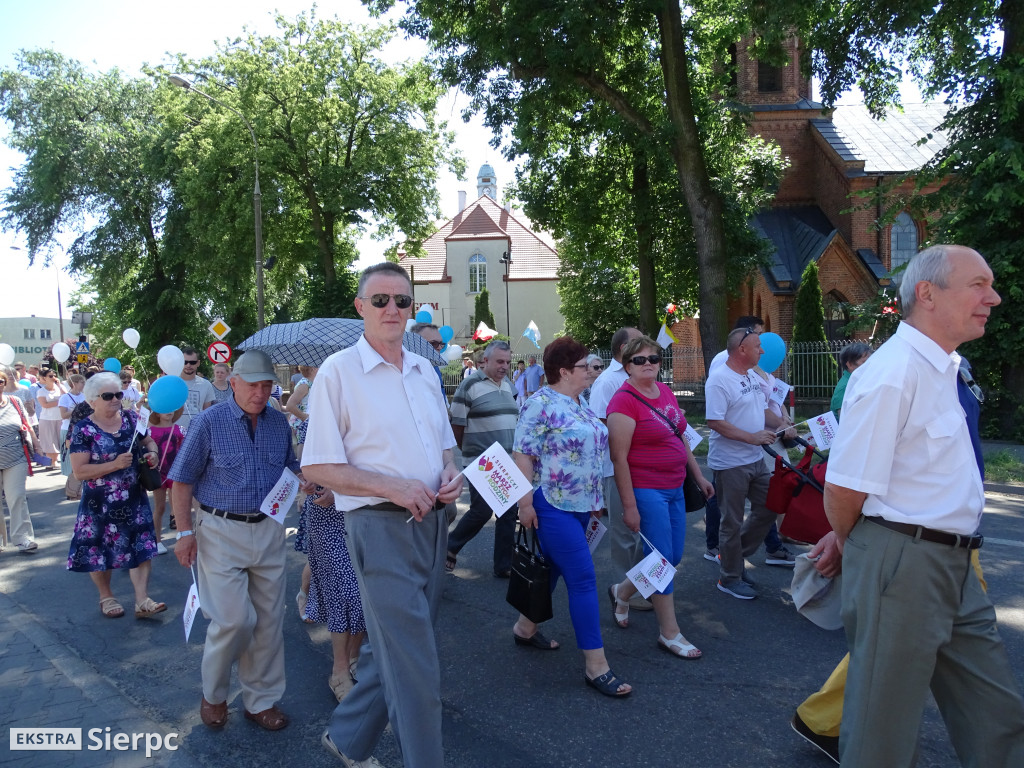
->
[585, 669, 632, 698]
[445, 552, 457, 572]
[513, 630, 560, 650]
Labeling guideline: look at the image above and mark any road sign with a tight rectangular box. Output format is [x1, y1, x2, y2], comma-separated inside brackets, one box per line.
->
[208, 319, 231, 340]
[207, 341, 232, 364]
[76, 354, 88, 364]
[75, 340, 90, 355]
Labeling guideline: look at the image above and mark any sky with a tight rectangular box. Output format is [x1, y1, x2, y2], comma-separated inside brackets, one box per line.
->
[0, 0, 517, 322]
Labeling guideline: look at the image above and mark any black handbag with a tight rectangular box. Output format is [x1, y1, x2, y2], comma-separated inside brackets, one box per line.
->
[506, 524, 553, 624]
[131, 419, 163, 492]
[620, 389, 707, 512]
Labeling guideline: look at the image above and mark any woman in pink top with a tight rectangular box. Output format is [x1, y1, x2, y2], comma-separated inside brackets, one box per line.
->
[605, 336, 714, 659]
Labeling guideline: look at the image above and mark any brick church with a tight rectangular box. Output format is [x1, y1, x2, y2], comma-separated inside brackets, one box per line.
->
[677, 36, 947, 347]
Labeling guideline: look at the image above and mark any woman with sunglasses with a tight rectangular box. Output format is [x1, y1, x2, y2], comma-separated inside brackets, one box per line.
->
[35, 367, 67, 469]
[511, 336, 633, 698]
[606, 336, 714, 659]
[67, 372, 165, 619]
[0, 366, 40, 552]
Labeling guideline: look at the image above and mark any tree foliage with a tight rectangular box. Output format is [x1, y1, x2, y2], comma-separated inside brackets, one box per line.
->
[792, 261, 835, 387]
[472, 287, 496, 330]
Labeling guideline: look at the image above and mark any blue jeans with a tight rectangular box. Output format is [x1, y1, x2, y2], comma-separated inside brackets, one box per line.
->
[633, 486, 687, 595]
[533, 489, 603, 650]
[704, 482, 782, 552]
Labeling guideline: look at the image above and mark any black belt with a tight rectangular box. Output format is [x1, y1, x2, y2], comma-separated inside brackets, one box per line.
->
[865, 516, 983, 550]
[200, 504, 267, 523]
[364, 499, 446, 513]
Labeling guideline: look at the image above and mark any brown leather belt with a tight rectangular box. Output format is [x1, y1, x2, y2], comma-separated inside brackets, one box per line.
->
[864, 516, 983, 550]
[200, 504, 267, 523]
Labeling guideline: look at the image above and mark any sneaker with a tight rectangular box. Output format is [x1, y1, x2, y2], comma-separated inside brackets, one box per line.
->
[17, 540, 38, 553]
[765, 545, 797, 567]
[156, 542, 168, 555]
[791, 712, 839, 764]
[703, 547, 719, 562]
[717, 580, 757, 600]
[321, 730, 383, 767]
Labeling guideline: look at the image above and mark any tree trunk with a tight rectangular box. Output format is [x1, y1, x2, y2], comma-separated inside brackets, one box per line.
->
[632, 150, 658, 335]
[656, 0, 728, 371]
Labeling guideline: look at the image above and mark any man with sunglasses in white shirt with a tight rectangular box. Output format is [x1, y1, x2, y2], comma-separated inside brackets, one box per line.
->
[175, 346, 216, 434]
[303, 262, 463, 768]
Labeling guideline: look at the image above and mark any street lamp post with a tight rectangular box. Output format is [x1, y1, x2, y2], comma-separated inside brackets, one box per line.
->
[169, 75, 265, 329]
[499, 251, 513, 337]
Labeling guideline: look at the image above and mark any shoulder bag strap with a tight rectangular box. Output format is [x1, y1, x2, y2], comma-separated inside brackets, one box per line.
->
[620, 388, 684, 443]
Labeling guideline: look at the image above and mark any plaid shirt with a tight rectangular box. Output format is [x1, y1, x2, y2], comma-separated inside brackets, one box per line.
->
[168, 396, 300, 513]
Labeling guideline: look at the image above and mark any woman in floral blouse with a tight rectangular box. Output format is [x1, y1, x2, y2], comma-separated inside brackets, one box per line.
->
[511, 337, 632, 698]
[67, 372, 166, 619]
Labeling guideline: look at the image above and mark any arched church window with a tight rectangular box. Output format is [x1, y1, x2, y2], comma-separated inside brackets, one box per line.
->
[469, 254, 487, 293]
[890, 212, 918, 281]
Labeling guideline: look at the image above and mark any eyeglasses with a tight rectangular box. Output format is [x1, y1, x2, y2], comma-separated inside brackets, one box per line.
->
[359, 293, 413, 309]
[629, 355, 661, 366]
[183, 360, 199, 365]
[100, 391, 125, 401]
[590, 364, 604, 371]
[428, 340, 444, 350]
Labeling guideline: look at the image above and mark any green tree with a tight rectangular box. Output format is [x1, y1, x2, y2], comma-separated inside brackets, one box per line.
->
[791, 261, 835, 388]
[472, 287, 497, 331]
[368, 0, 799, 366]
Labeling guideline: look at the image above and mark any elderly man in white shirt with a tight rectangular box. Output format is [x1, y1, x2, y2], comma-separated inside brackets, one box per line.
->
[303, 262, 463, 768]
[825, 244, 1024, 767]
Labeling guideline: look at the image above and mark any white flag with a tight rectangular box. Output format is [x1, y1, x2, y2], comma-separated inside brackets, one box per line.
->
[625, 534, 677, 598]
[461, 441, 532, 517]
[656, 323, 677, 349]
[183, 577, 201, 642]
[769, 380, 791, 408]
[135, 406, 151, 435]
[683, 423, 702, 451]
[806, 410, 841, 450]
[260, 467, 300, 525]
[585, 515, 607, 554]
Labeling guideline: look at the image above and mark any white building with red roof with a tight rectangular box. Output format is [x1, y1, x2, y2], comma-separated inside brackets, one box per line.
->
[398, 165, 563, 347]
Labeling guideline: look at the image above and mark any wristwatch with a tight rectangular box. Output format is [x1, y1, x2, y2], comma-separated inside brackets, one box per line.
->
[176, 530, 194, 540]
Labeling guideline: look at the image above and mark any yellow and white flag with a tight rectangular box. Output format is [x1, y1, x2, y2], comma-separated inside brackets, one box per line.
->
[656, 321, 678, 349]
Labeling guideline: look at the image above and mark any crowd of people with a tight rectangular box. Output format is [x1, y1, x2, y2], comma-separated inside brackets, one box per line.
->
[2, 244, 1022, 768]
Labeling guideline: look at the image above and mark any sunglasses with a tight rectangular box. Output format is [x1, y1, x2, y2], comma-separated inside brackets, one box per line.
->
[183, 360, 199, 365]
[740, 327, 759, 343]
[100, 391, 125, 401]
[960, 371, 985, 403]
[360, 293, 413, 309]
[428, 340, 444, 350]
[590, 364, 604, 371]
[629, 355, 661, 366]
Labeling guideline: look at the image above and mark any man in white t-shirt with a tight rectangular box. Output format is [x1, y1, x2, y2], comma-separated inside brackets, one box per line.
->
[588, 326, 650, 610]
[706, 327, 793, 599]
[175, 346, 216, 433]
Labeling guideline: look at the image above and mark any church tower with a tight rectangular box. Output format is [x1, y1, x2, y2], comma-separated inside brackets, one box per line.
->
[477, 164, 497, 199]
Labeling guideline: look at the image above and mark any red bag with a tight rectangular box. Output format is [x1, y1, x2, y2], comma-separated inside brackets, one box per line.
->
[8, 396, 34, 477]
[766, 446, 831, 545]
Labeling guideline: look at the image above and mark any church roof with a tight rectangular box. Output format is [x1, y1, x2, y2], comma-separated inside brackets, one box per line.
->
[812, 102, 950, 174]
[398, 195, 559, 282]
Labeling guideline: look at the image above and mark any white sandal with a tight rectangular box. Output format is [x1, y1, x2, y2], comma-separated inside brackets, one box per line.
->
[658, 632, 702, 660]
[608, 584, 630, 628]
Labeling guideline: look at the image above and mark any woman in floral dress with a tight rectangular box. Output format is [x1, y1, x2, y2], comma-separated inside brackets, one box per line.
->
[510, 337, 632, 698]
[67, 372, 166, 619]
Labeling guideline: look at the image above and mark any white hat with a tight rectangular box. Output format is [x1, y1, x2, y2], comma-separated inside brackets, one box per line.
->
[790, 553, 843, 631]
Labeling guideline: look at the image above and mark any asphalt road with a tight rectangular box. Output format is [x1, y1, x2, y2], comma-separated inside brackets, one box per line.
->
[2, 469, 1023, 767]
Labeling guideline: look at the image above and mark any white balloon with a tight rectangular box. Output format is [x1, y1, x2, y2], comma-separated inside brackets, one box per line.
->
[122, 328, 141, 349]
[0, 343, 14, 366]
[405, 318, 417, 331]
[443, 344, 463, 363]
[157, 345, 185, 376]
[51, 342, 71, 363]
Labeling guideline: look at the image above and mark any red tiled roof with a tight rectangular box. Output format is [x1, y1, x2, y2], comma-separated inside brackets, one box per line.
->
[399, 195, 559, 282]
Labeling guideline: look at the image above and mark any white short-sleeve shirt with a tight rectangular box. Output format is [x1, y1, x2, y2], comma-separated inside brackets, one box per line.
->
[587, 359, 628, 477]
[825, 322, 984, 535]
[705, 364, 766, 470]
[301, 335, 457, 511]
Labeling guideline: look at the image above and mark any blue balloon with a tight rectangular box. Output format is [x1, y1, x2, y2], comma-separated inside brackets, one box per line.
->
[147, 375, 189, 414]
[415, 310, 432, 324]
[759, 332, 787, 374]
[103, 357, 122, 374]
[439, 325, 454, 343]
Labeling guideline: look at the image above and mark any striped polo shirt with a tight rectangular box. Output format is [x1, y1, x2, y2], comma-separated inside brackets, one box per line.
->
[449, 370, 518, 462]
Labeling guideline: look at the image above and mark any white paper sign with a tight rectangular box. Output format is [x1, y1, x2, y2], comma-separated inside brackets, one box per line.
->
[183, 581, 200, 642]
[626, 549, 677, 599]
[260, 467, 300, 525]
[683, 423, 702, 450]
[135, 407, 151, 435]
[770, 380, 791, 407]
[585, 515, 607, 554]
[806, 410, 840, 450]
[462, 442, 532, 518]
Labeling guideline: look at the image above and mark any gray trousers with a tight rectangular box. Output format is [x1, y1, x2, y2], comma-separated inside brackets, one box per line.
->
[840, 518, 1024, 767]
[604, 475, 644, 575]
[328, 504, 447, 768]
[714, 461, 775, 584]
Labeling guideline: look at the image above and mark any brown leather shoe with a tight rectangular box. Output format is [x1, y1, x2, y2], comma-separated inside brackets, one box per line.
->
[244, 706, 289, 731]
[200, 697, 228, 729]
